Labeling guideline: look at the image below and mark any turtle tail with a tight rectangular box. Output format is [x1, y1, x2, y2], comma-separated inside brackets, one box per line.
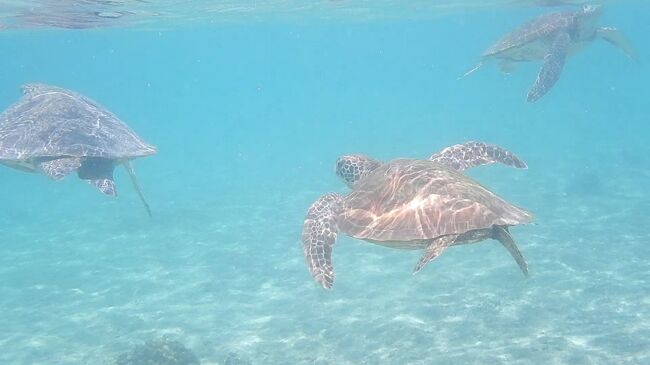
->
[302, 193, 342, 290]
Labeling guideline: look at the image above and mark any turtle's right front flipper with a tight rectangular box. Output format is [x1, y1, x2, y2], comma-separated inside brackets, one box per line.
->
[429, 141, 527, 172]
[527, 31, 571, 102]
[302, 193, 343, 290]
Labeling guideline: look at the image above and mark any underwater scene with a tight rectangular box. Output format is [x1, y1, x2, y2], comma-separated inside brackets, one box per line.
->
[0, 1, 648, 364]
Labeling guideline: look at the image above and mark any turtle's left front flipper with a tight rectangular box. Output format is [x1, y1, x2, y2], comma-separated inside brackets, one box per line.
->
[429, 141, 527, 172]
[302, 193, 342, 290]
[597, 27, 636, 60]
[527, 31, 571, 102]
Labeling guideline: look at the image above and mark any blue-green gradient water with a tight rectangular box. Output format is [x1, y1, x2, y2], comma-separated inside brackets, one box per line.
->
[1, 2, 649, 364]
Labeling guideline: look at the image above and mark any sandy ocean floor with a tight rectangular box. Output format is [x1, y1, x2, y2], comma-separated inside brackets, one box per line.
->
[1, 148, 649, 365]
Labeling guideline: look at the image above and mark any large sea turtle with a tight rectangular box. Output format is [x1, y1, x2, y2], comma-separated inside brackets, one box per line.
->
[463, 4, 634, 102]
[301, 141, 532, 289]
[0, 83, 157, 216]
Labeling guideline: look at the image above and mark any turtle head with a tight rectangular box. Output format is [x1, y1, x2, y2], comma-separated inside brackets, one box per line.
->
[335, 154, 382, 188]
[575, 4, 603, 39]
[580, 4, 602, 17]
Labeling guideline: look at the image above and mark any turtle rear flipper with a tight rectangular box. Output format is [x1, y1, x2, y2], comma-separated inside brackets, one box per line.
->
[37, 157, 81, 180]
[88, 178, 116, 196]
[459, 61, 484, 79]
[527, 31, 571, 102]
[77, 157, 117, 196]
[412, 235, 457, 274]
[499, 60, 517, 74]
[597, 26, 636, 60]
[492, 225, 528, 276]
[302, 193, 342, 289]
[429, 141, 527, 172]
[124, 161, 152, 217]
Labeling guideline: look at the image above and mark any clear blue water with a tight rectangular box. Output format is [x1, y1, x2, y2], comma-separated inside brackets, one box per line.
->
[0, 1, 649, 364]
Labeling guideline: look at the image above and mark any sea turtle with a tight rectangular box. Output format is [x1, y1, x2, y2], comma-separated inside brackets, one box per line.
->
[12, 0, 133, 30]
[0, 83, 156, 216]
[302, 141, 532, 289]
[462, 4, 635, 102]
[114, 338, 200, 365]
[532, 0, 587, 5]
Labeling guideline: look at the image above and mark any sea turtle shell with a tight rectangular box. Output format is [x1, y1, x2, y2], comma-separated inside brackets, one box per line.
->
[0, 83, 156, 162]
[338, 159, 532, 243]
[483, 10, 579, 58]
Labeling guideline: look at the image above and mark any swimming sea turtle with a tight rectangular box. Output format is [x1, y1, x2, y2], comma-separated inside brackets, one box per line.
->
[12, 0, 133, 30]
[463, 4, 635, 102]
[114, 337, 200, 365]
[532, 0, 586, 5]
[0, 83, 157, 216]
[302, 141, 532, 289]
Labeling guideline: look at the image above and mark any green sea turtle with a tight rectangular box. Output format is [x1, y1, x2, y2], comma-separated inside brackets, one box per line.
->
[0, 83, 156, 216]
[463, 4, 634, 102]
[115, 338, 200, 365]
[301, 141, 532, 289]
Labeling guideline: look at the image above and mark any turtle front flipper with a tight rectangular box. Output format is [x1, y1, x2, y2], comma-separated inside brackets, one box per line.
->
[429, 141, 527, 172]
[527, 31, 571, 102]
[492, 225, 528, 276]
[413, 235, 458, 274]
[335, 155, 382, 188]
[77, 157, 117, 196]
[597, 26, 636, 59]
[37, 157, 82, 180]
[302, 193, 343, 289]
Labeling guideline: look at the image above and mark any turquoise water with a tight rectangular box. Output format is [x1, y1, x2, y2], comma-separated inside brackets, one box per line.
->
[1, 1, 649, 364]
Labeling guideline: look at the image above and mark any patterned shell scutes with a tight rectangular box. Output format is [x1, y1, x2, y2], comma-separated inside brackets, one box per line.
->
[338, 159, 533, 241]
[0, 83, 157, 160]
[483, 10, 578, 57]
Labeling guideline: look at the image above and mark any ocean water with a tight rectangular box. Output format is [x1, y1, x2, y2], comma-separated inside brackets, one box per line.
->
[0, 1, 649, 364]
